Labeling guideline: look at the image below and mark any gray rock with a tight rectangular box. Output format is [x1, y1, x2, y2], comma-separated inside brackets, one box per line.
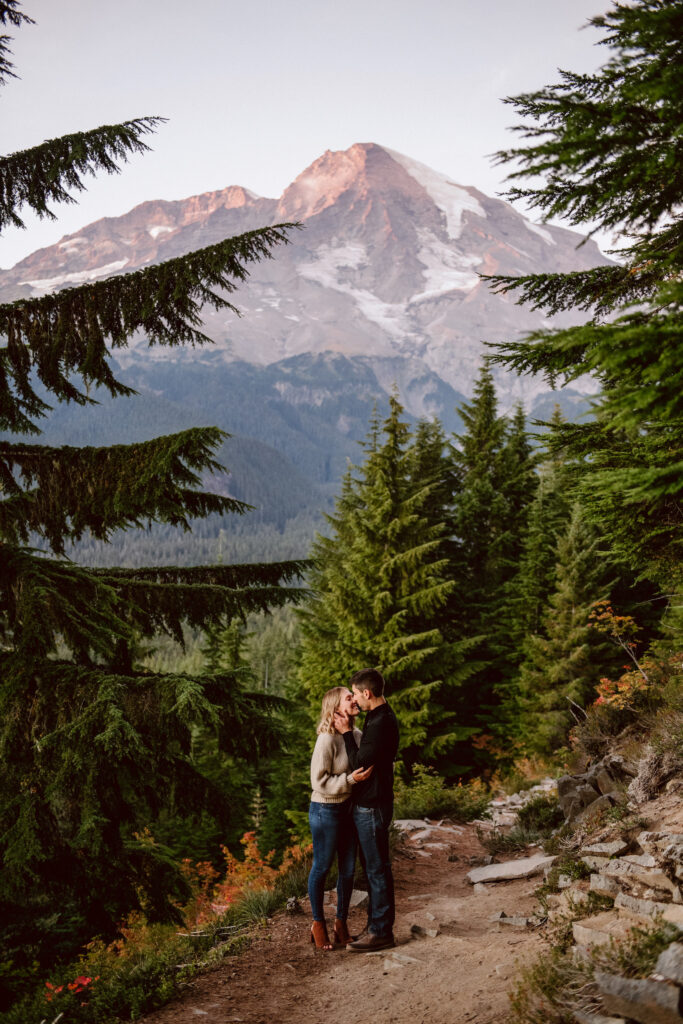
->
[410, 921, 440, 938]
[656, 942, 683, 985]
[590, 873, 620, 898]
[488, 911, 506, 922]
[466, 853, 556, 884]
[596, 767, 617, 795]
[574, 794, 617, 824]
[557, 774, 578, 798]
[583, 855, 611, 870]
[572, 912, 640, 948]
[576, 783, 601, 807]
[594, 970, 683, 1024]
[582, 840, 629, 857]
[393, 819, 430, 833]
[624, 853, 659, 868]
[662, 905, 683, 926]
[497, 915, 532, 928]
[349, 889, 369, 909]
[601, 857, 677, 894]
[614, 891, 671, 920]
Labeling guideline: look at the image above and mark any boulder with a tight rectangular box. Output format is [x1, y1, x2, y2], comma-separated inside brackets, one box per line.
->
[601, 857, 677, 894]
[582, 840, 629, 857]
[656, 942, 683, 985]
[590, 873, 620, 898]
[575, 794, 619, 824]
[662, 905, 683, 927]
[393, 819, 430, 833]
[614, 892, 672, 921]
[594, 970, 683, 1024]
[572, 911, 642, 948]
[583, 855, 611, 871]
[595, 767, 618, 795]
[466, 853, 556, 885]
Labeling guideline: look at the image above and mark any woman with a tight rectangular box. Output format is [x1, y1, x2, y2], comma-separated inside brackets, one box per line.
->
[308, 686, 372, 950]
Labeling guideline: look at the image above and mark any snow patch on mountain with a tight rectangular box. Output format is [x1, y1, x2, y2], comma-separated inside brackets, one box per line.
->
[19, 259, 129, 293]
[524, 220, 555, 246]
[58, 236, 87, 253]
[411, 229, 481, 302]
[148, 225, 174, 239]
[387, 148, 485, 239]
[300, 242, 409, 336]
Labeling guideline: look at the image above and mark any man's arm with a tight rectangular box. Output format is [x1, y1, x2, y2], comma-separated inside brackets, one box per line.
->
[342, 716, 388, 772]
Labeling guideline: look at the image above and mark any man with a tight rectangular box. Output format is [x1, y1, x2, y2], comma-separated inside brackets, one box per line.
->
[334, 667, 399, 952]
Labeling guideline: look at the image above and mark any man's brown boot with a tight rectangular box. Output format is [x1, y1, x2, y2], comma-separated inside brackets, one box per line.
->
[346, 931, 395, 952]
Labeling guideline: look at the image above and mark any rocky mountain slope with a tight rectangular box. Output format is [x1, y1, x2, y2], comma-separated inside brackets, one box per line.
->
[1, 142, 609, 415]
[1, 143, 612, 562]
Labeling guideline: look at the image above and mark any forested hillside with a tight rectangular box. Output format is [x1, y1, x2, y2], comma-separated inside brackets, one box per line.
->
[2, 1, 682, 1023]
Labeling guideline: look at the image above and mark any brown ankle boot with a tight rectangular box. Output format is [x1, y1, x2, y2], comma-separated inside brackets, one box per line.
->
[333, 918, 353, 945]
[310, 920, 332, 950]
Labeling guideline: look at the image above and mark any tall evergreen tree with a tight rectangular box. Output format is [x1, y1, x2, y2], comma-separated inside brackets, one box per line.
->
[516, 504, 613, 755]
[299, 396, 478, 772]
[0, 1, 305, 979]
[450, 363, 509, 636]
[449, 365, 536, 739]
[507, 407, 574, 645]
[487, 0, 683, 594]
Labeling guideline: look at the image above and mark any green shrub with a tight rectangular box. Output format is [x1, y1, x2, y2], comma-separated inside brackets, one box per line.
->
[477, 825, 543, 857]
[517, 795, 564, 834]
[394, 764, 490, 821]
[230, 888, 281, 926]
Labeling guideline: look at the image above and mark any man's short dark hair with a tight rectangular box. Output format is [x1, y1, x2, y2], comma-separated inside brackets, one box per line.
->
[350, 668, 385, 698]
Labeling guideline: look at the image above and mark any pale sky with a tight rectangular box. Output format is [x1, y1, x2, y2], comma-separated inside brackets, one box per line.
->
[1, 0, 610, 269]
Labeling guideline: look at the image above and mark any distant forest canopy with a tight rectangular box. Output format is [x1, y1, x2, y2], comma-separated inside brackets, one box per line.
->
[4, 352, 594, 567]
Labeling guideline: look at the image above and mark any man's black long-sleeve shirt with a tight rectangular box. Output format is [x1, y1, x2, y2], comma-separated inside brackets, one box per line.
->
[343, 702, 399, 808]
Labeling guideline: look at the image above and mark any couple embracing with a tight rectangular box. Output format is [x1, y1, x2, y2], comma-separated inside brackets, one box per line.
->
[308, 668, 399, 952]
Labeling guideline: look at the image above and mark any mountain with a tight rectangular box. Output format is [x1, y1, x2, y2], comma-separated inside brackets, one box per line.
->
[1, 142, 608, 413]
[1, 143, 607, 564]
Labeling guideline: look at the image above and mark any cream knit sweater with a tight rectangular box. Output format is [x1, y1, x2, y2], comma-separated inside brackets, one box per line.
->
[310, 728, 362, 804]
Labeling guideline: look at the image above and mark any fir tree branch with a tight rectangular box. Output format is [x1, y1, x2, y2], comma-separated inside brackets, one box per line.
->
[0, 223, 299, 433]
[89, 560, 310, 588]
[0, 547, 308, 659]
[89, 577, 309, 647]
[0, 428, 251, 552]
[0, 0, 34, 87]
[483, 264, 664, 318]
[0, 118, 166, 229]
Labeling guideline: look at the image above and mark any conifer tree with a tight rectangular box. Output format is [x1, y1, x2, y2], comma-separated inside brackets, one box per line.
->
[487, 0, 683, 591]
[299, 396, 478, 772]
[516, 504, 613, 755]
[0, 2, 305, 972]
[507, 407, 574, 645]
[498, 403, 538, 573]
[449, 365, 536, 731]
[450, 363, 509, 636]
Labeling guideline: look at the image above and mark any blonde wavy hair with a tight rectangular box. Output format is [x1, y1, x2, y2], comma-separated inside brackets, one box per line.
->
[317, 686, 349, 735]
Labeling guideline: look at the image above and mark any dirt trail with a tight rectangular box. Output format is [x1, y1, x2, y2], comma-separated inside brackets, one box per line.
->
[142, 822, 547, 1024]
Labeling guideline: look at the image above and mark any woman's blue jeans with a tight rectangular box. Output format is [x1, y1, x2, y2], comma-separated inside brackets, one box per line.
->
[307, 800, 356, 922]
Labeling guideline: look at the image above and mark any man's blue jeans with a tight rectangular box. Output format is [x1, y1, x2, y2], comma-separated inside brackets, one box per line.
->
[307, 800, 356, 922]
[353, 801, 394, 938]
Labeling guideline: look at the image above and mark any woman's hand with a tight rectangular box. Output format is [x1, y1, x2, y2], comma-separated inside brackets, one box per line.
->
[333, 709, 352, 734]
[351, 765, 373, 783]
